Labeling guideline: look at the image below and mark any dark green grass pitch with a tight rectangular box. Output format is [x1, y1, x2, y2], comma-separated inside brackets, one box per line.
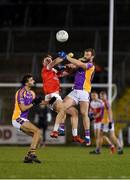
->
[0, 146, 129, 179]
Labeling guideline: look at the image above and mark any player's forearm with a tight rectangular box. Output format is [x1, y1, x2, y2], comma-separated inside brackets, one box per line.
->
[94, 112, 101, 118]
[66, 56, 81, 66]
[62, 71, 70, 77]
[19, 104, 33, 112]
[48, 57, 63, 69]
[108, 109, 113, 122]
[66, 55, 87, 69]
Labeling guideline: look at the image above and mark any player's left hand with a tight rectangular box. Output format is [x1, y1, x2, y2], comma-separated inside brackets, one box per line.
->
[58, 51, 67, 60]
[108, 122, 112, 129]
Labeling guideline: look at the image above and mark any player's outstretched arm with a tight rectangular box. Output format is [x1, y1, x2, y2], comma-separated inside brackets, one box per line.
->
[47, 57, 64, 70]
[66, 55, 88, 70]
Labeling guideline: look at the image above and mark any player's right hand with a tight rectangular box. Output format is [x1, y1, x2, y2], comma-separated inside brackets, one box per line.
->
[58, 51, 67, 60]
[88, 112, 95, 121]
[32, 96, 43, 106]
[68, 52, 74, 57]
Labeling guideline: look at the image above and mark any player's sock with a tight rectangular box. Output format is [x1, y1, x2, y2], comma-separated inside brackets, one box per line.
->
[117, 146, 123, 154]
[24, 148, 37, 163]
[58, 123, 65, 136]
[53, 124, 59, 131]
[109, 144, 116, 154]
[59, 123, 65, 132]
[85, 129, 90, 137]
[72, 129, 77, 136]
[28, 148, 36, 155]
[89, 148, 101, 154]
[85, 129, 91, 145]
[95, 148, 100, 153]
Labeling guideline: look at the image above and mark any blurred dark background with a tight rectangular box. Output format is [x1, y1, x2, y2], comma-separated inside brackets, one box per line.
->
[0, 0, 130, 144]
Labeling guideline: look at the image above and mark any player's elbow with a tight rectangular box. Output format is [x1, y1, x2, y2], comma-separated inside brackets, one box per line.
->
[20, 107, 26, 112]
[19, 105, 27, 112]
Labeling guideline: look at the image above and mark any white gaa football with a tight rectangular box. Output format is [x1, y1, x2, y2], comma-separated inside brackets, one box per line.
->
[56, 30, 69, 42]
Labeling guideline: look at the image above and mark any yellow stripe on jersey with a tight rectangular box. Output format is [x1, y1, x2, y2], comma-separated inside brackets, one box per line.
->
[102, 108, 109, 124]
[83, 66, 95, 93]
[12, 91, 21, 120]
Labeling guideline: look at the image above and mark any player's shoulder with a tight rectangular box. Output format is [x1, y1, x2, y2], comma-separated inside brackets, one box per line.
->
[17, 87, 26, 96]
[86, 62, 95, 70]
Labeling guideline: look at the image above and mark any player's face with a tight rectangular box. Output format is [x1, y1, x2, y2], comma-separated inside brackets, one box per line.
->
[84, 51, 93, 60]
[100, 93, 107, 100]
[91, 93, 98, 100]
[43, 57, 52, 66]
[27, 77, 35, 87]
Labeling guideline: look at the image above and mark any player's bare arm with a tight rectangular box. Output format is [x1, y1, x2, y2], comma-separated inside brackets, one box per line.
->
[66, 63, 77, 69]
[66, 55, 90, 70]
[19, 103, 33, 112]
[61, 63, 77, 77]
[108, 108, 113, 123]
[94, 110, 103, 119]
[47, 57, 64, 69]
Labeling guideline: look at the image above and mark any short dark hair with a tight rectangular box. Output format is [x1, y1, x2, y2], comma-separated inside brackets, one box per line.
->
[91, 90, 98, 94]
[84, 48, 95, 57]
[100, 91, 107, 95]
[42, 54, 52, 63]
[21, 74, 33, 86]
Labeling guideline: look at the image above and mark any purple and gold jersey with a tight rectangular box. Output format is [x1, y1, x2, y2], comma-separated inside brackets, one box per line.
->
[74, 63, 95, 92]
[102, 100, 110, 124]
[12, 87, 35, 120]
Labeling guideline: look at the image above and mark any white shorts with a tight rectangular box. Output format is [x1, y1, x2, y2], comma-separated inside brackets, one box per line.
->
[67, 89, 90, 105]
[94, 122, 102, 130]
[12, 117, 29, 130]
[45, 92, 62, 110]
[101, 123, 115, 132]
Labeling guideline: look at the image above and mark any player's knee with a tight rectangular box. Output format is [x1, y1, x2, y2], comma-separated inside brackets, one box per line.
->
[66, 107, 78, 117]
[71, 109, 78, 117]
[37, 129, 41, 136]
[56, 102, 65, 112]
[80, 111, 88, 118]
[33, 128, 41, 137]
[59, 105, 66, 114]
[110, 133, 116, 140]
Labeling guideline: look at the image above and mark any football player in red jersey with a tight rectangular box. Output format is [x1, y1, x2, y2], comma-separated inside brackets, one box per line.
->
[41, 54, 84, 143]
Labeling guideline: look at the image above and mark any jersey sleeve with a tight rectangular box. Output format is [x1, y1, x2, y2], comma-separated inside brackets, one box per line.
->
[86, 63, 93, 70]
